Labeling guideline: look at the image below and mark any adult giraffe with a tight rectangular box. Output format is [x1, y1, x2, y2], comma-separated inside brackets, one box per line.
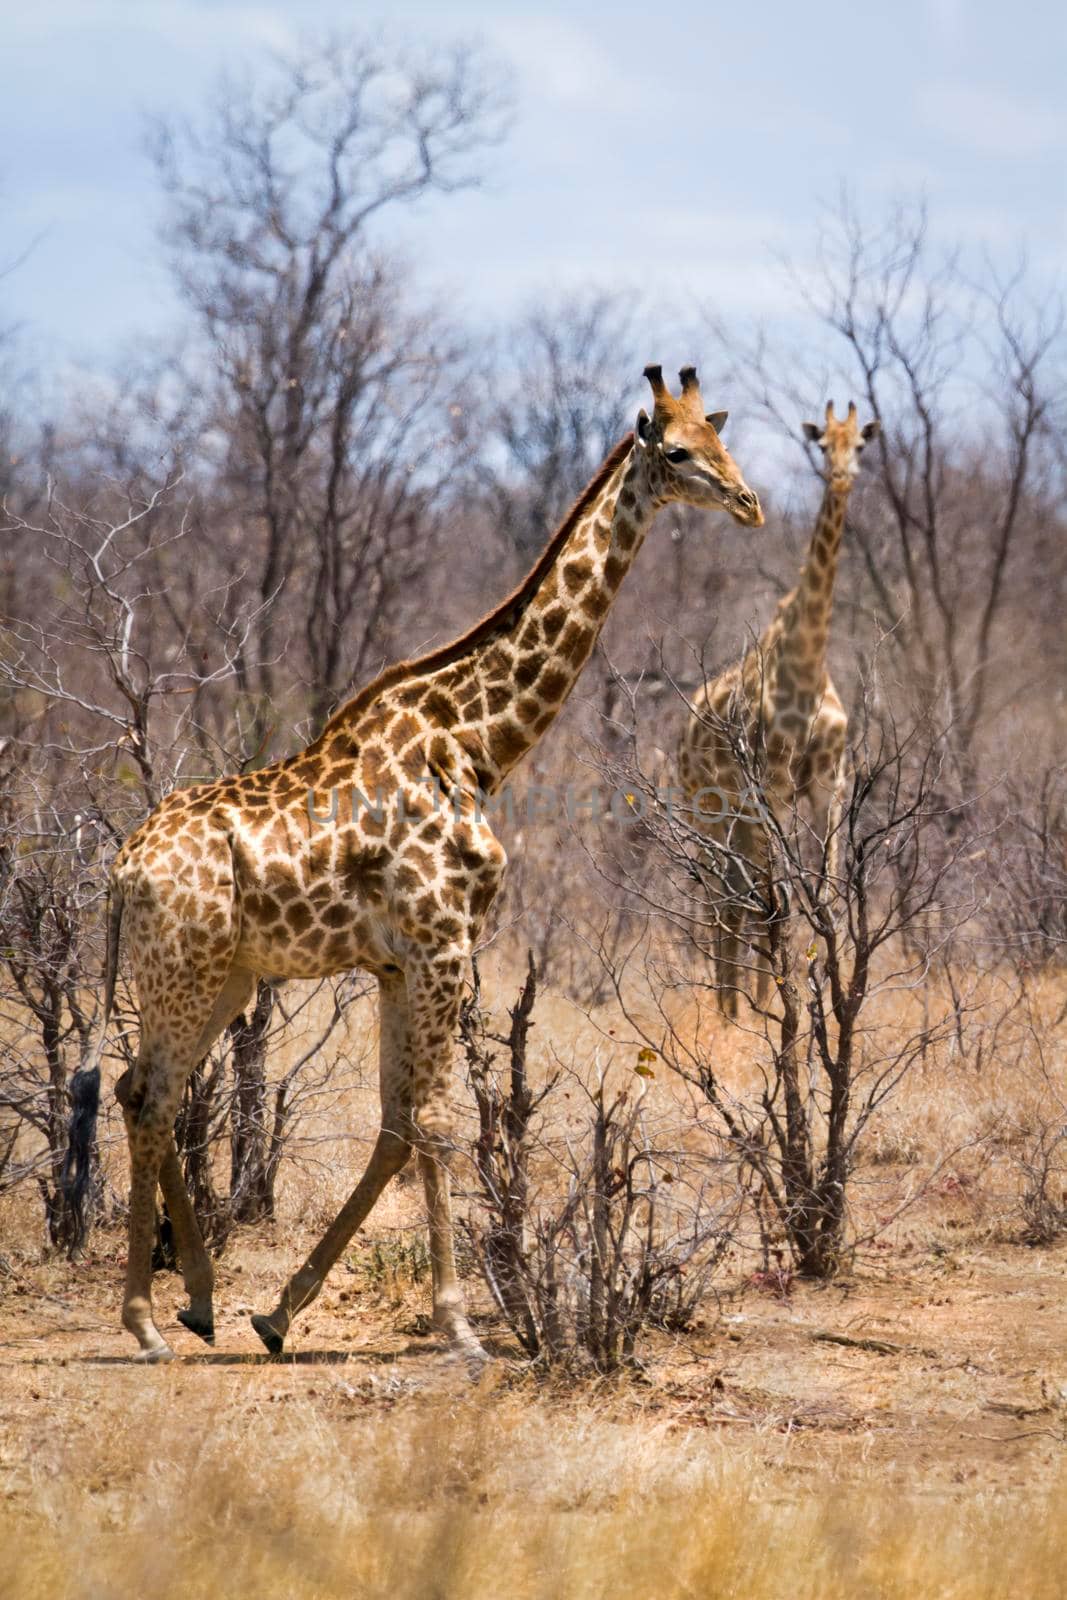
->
[677, 401, 877, 1015]
[89, 364, 763, 1362]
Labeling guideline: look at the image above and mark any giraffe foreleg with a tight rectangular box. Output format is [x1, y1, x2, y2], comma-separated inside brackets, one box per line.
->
[805, 696, 848, 885]
[805, 751, 847, 885]
[176, 969, 259, 1340]
[406, 952, 485, 1361]
[250, 1122, 412, 1354]
[250, 975, 415, 1355]
[824, 755, 848, 884]
[714, 909, 745, 1018]
[709, 817, 770, 1018]
[417, 1138, 483, 1360]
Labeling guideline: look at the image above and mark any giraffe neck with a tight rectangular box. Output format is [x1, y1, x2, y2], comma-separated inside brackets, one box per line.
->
[778, 478, 849, 674]
[433, 445, 657, 789]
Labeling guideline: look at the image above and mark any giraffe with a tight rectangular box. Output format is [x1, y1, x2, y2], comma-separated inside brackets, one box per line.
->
[676, 400, 878, 1015]
[88, 364, 763, 1363]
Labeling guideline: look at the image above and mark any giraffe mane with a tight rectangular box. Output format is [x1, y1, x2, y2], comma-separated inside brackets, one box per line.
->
[316, 432, 636, 739]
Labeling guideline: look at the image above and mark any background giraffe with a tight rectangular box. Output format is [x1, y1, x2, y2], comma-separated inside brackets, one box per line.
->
[90, 364, 763, 1362]
[676, 400, 878, 1015]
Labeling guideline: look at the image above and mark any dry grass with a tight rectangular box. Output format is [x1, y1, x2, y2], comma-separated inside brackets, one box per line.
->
[2, 1375, 1066, 1600]
[5, 948, 1064, 1255]
[3, 956, 1067, 1599]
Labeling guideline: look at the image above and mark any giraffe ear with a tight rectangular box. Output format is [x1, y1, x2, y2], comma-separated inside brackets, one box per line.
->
[636, 408, 654, 447]
[705, 411, 728, 435]
[861, 419, 880, 442]
[801, 422, 821, 443]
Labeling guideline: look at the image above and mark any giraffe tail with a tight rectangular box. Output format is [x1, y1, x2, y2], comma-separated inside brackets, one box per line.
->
[60, 885, 124, 1254]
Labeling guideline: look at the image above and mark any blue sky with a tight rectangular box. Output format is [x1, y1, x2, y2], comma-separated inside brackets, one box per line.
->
[2, 0, 1064, 384]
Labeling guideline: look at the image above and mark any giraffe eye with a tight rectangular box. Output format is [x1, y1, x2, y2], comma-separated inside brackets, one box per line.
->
[665, 447, 689, 464]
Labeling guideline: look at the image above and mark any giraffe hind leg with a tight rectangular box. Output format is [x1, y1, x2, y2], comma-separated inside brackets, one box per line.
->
[115, 1070, 216, 1343]
[121, 1034, 206, 1363]
[118, 968, 257, 1349]
[119, 929, 245, 1361]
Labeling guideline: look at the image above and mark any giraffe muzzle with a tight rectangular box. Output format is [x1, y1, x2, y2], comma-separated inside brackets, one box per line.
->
[732, 488, 764, 528]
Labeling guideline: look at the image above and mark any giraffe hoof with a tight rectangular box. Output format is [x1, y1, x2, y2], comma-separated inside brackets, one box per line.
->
[176, 1308, 215, 1345]
[250, 1313, 285, 1356]
[454, 1345, 491, 1381]
[133, 1343, 175, 1365]
[441, 1325, 490, 1369]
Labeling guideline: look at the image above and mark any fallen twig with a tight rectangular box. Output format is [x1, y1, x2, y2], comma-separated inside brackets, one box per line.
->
[966, 1429, 1063, 1444]
[810, 1329, 938, 1359]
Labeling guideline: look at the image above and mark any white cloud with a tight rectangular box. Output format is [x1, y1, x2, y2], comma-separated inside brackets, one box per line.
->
[925, 0, 966, 46]
[11, 1, 296, 50]
[919, 81, 1064, 156]
[409, 197, 796, 325]
[480, 14, 638, 111]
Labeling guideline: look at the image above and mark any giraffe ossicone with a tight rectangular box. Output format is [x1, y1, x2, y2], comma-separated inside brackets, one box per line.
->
[677, 400, 878, 1016]
[87, 365, 762, 1363]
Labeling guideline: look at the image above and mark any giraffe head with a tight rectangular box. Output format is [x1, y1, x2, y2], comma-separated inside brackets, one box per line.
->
[636, 365, 764, 527]
[802, 401, 879, 491]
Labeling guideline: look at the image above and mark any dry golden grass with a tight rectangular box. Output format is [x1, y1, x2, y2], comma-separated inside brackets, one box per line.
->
[3, 955, 1067, 1599]
[5, 947, 1062, 1252]
[2, 1376, 1066, 1600]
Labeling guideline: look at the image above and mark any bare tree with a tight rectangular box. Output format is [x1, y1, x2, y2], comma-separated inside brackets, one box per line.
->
[0, 479, 256, 1249]
[0, 772, 102, 1254]
[987, 766, 1067, 968]
[459, 954, 735, 1368]
[149, 35, 508, 734]
[477, 290, 642, 557]
[707, 197, 1067, 781]
[0, 483, 358, 1252]
[588, 689, 982, 1278]
[143, 973, 371, 1256]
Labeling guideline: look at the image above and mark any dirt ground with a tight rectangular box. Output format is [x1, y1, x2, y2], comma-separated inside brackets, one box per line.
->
[2, 1203, 1065, 1504]
[3, 968, 1067, 1596]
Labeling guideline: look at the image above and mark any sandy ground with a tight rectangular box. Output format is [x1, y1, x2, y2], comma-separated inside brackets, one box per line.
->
[2, 1206, 1065, 1506]
[3, 965, 1066, 1600]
